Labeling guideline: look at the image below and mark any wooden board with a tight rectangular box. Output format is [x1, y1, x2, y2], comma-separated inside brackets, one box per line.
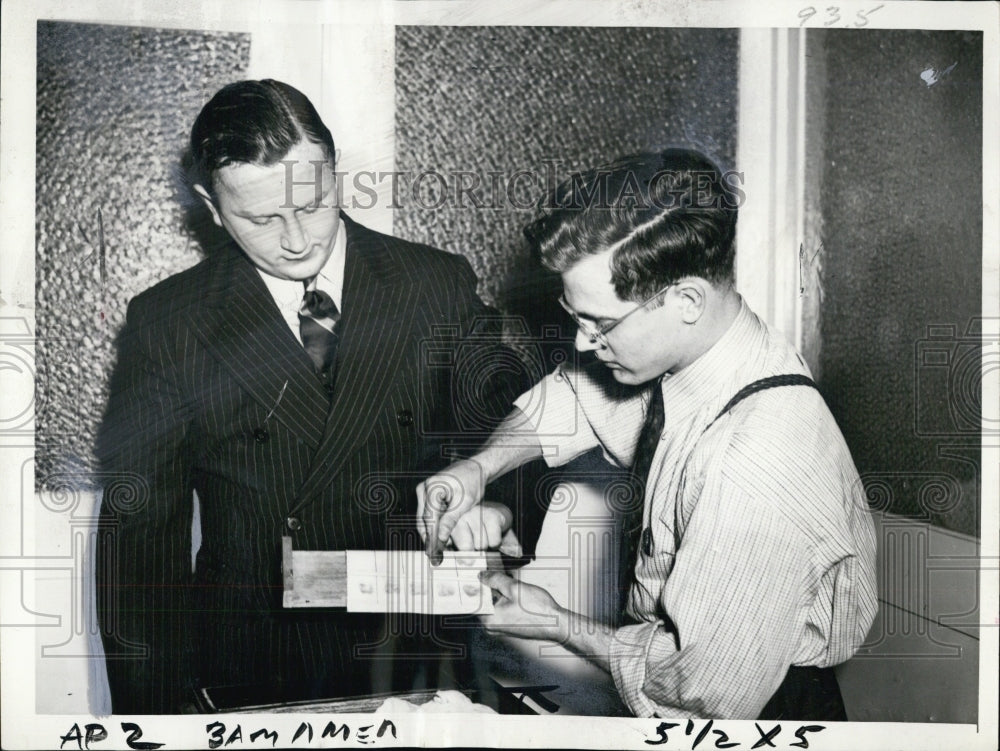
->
[282, 538, 348, 607]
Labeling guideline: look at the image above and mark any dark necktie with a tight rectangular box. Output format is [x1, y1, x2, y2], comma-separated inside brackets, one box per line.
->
[618, 379, 665, 616]
[298, 286, 340, 394]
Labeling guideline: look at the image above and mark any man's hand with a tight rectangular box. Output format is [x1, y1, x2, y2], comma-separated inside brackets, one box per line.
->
[449, 502, 522, 556]
[479, 571, 566, 642]
[416, 406, 543, 564]
[417, 458, 487, 563]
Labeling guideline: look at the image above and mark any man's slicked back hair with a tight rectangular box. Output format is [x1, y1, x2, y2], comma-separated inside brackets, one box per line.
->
[189, 79, 335, 193]
[524, 149, 740, 301]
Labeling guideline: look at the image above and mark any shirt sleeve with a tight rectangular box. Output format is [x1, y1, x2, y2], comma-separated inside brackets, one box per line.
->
[514, 362, 648, 469]
[609, 459, 816, 719]
[513, 365, 600, 466]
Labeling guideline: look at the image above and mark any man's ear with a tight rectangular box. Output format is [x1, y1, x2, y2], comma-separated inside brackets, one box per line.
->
[675, 280, 707, 324]
[193, 184, 223, 228]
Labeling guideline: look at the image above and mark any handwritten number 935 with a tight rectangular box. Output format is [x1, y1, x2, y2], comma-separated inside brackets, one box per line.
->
[798, 4, 884, 28]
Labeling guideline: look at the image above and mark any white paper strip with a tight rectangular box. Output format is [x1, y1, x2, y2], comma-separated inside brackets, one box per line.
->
[345, 550, 495, 614]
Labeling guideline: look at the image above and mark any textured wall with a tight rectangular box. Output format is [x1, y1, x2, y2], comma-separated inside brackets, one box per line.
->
[812, 30, 982, 536]
[394, 26, 738, 324]
[35, 21, 250, 488]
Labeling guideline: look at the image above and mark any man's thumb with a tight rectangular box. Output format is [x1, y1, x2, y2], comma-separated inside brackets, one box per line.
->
[498, 528, 523, 558]
[480, 570, 516, 599]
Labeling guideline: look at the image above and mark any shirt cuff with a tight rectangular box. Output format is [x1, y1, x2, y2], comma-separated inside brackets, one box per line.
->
[609, 620, 665, 717]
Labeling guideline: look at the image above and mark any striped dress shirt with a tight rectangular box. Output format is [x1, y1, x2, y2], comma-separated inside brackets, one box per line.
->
[514, 299, 878, 718]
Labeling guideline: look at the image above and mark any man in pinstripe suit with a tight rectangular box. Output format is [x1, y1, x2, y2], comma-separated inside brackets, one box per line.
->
[96, 79, 524, 713]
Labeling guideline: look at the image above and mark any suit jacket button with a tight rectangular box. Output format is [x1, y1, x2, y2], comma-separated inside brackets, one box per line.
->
[396, 409, 414, 426]
[286, 517, 302, 532]
[253, 428, 269, 443]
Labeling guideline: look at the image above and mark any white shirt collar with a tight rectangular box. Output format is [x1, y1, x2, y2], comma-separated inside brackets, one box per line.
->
[659, 296, 767, 422]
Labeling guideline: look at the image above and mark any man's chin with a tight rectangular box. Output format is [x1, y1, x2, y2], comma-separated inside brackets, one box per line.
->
[267, 257, 324, 282]
[607, 366, 664, 387]
[607, 367, 638, 384]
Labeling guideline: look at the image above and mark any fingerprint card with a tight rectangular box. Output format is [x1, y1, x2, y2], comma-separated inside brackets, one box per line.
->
[345, 550, 495, 614]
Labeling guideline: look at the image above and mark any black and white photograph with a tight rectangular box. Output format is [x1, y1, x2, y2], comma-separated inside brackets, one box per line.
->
[1, 0, 997, 748]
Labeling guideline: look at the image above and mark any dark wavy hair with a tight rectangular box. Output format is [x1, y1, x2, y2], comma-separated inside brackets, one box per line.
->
[188, 79, 335, 195]
[524, 149, 739, 301]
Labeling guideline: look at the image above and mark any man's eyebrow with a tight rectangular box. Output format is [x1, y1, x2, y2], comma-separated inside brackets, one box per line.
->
[234, 208, 277, 219]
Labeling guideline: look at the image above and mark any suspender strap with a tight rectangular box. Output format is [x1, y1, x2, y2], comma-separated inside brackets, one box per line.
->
[709, 374, 819, 428]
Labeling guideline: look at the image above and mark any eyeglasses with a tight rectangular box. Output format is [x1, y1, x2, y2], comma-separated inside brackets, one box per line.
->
[558, 283, 675, 348]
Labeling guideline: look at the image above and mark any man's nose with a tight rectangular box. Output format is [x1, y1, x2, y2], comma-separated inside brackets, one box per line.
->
[574, 327, 600, 353]
[280, 216, 309, 253]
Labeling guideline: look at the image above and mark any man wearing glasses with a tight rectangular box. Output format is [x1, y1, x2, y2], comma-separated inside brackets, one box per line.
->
[419, 149, 877, 719]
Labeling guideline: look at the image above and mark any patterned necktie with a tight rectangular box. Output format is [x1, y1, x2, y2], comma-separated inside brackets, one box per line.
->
[618, 379, 665, 616]
[298, 285, 340, 394]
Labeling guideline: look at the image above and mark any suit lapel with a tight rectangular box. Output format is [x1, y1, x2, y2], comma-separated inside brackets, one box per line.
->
[187, 245, 328, 449]
[290, 216, 421, 511]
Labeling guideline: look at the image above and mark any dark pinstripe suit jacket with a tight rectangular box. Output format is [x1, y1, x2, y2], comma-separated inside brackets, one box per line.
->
[96, 214, 522, 713]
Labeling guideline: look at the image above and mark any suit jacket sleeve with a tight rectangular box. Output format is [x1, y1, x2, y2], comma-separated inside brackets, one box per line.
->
[96, 294, 197, 714]
[449, 255, 526, 427]
[434, 253, 550, 558]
